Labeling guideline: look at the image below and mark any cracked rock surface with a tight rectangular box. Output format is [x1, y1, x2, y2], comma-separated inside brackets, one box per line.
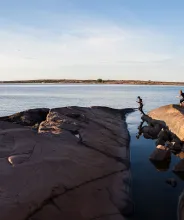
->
[0, 106, 133, 220]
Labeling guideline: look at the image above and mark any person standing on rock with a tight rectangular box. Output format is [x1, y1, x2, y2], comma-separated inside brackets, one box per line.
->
[137, 96, 145, 115]
[178, 90, 184, 106]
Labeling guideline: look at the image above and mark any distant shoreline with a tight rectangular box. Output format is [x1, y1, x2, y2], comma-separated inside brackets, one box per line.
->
[0, 79, 184, 86]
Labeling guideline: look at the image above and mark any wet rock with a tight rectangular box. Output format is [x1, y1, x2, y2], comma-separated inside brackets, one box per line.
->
[171, 142, 182, 152]
[155, 128, 172, 146]
[156, 145, 167, 150]
[173, 160, 184, 173]
[150, 160, 170, 171]
[158, 128, 171, 141]
[139, 120, 164, 140]
[166, 178, 177, 187]
[0, 106, 133, 220]
[156, 138, 166, 146]
[149, 148, 171, 162]
[141, 126, 159, 139]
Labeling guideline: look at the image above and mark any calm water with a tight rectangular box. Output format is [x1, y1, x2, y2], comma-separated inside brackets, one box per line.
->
[0, 84, 184, 219]
[0, 83, 181, 116]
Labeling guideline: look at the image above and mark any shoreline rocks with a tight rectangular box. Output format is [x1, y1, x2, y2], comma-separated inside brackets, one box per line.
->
[149, 148, 171, 162]
[148, 104, 184, 142]
[0, 106, 134, 220]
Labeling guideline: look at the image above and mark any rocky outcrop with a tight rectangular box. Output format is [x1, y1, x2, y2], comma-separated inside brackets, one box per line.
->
[137, 115, 164, 140]
[148, 104, 184, 141]
[137, 110, 184, 173]
[149, 148, 171, 162]
[0, 106, 133, 220]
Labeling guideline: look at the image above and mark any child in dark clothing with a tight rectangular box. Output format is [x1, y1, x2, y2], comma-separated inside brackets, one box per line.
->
[179, 90, 184, 106]
[137, 96, 145, 114]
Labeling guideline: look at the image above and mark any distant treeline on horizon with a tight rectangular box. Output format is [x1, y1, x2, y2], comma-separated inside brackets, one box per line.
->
[0, 79, 184, 85]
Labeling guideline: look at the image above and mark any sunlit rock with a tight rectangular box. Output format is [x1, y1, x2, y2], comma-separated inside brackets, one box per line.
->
[149, 104, 184, 141]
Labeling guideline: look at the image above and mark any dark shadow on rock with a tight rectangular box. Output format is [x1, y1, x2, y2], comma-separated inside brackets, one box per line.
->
[0, 108, 50, 129]
[91, 106, 135, 120]
[173, 172, 184, 181]
[150, 160, 171, 171]
[173, 160, 184, 181]
[173, 160, 184, 173]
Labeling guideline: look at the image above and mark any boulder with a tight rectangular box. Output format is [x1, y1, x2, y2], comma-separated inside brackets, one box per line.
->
[149, 148, 171, 162]
[170, 142, 182, 151]
[150, 160, 170, 171]
[156, 145, 167, 150]
[139, 122, 163, 140]
[149, 104, 184, 141]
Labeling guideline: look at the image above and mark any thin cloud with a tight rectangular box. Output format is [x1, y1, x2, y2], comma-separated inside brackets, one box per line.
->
[0, 15, 181, 80]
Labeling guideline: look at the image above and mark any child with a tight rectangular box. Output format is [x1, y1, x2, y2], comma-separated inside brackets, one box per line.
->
[177, 90, 184, 106]
[137, 96, 144, 114]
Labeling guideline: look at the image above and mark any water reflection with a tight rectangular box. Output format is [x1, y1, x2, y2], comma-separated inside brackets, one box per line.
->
[136, 115, 184, 178]
[150, 160, 171, 171]
[136, 120, 144, 139]
[134, 114, 184, 219]
[177, 152, 184, 159]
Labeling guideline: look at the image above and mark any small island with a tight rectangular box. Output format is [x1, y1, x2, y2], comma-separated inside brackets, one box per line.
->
[1, 79, 184, 85]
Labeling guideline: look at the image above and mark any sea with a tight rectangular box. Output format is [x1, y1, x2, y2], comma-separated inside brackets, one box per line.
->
[0, 83, 183, 220]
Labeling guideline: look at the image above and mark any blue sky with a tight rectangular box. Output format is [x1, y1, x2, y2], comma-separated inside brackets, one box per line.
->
[0, 0, 184, 81]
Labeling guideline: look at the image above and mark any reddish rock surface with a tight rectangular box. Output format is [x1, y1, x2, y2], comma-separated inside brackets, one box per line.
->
[0, 106, 133, 220]
[148, 104, 184, 141]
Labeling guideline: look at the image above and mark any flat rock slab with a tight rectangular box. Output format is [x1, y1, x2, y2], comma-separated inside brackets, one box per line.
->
[0, 106, 133, 220]
[148, 104, 184, 141]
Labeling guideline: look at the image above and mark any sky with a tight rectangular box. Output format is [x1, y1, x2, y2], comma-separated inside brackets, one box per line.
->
[0, 0, 184, 81]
